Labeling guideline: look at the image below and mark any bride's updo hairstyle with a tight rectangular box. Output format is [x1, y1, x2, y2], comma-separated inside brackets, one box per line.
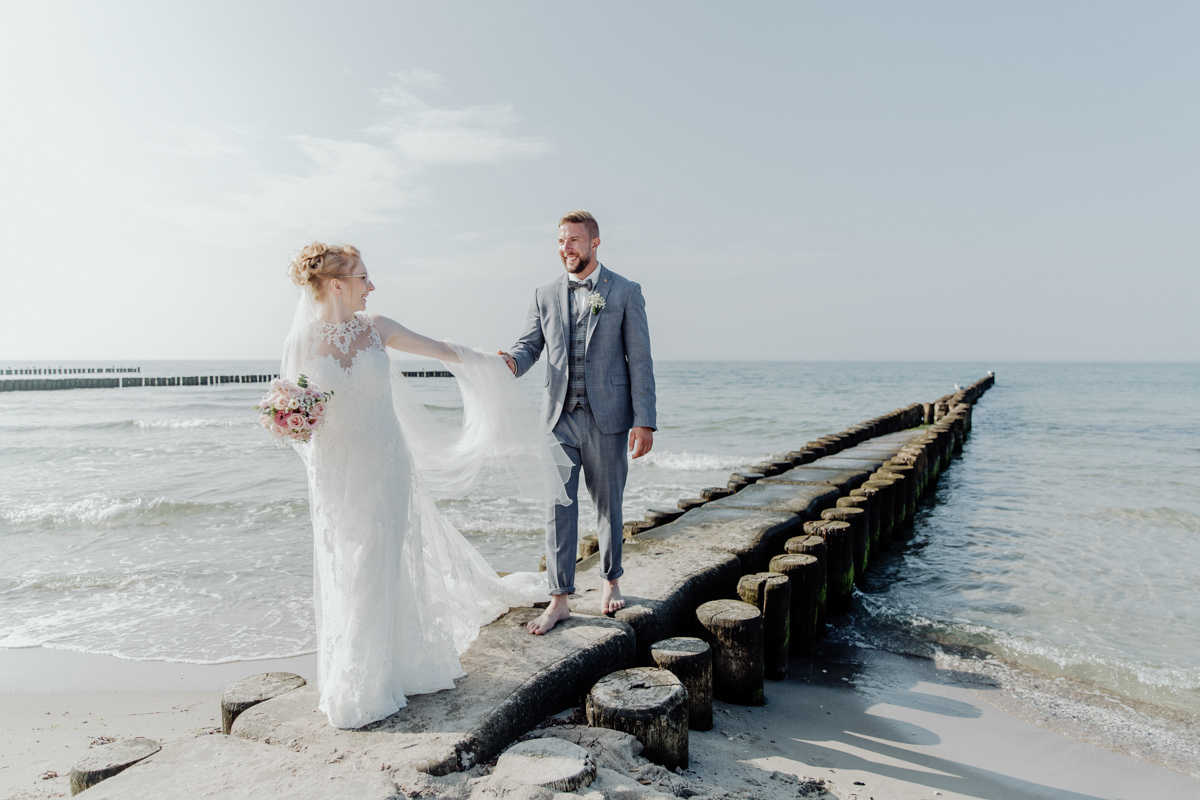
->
[287, 242, 362, 299]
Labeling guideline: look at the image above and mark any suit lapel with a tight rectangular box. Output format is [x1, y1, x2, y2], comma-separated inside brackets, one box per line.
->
[557, 274, 571, 356]
[584, 264, 613, 352]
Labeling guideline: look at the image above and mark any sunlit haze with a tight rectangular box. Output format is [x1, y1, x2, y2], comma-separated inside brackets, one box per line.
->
[3, 2, 1197, 361]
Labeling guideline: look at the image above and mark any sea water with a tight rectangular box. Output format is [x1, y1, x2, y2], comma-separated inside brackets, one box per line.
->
[1, 361, 1197, 731]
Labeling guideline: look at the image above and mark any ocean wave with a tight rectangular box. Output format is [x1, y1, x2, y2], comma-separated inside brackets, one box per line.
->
[636, 451, 766, 471]
[134, 418, 249, 430]
[848, 593, 1200, 698]
[10, 642, 319, 666]
[1, 497, 178, 527]
[0, 495, 307, 528]
[1090, 506, 1200, 532]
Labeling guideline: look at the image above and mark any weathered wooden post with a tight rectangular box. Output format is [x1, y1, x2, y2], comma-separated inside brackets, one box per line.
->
[820, 507, 868, 588]
[623, 521, 655, 539]
[586, 667, 689, 769]
[492, 738, 596, 792]
[650, 637, 713, 731]
[69, 738, 161, 795]
[727, 472, 765, 492]
[767, 553, 822, 656]
[736, 572, 791, 680]
[695, 599, 765, 705]
[700, 486, 733, 502]
[786, 533, 828, 626]
[580, 534, 600, 559]
[864, 478, 898, 548]
[677, 498, 707, 512]
[645, 507, 685, 526]
[786, 450, 818, 465]
[222, 672, 307, 734]
[878, 465, 916, 528]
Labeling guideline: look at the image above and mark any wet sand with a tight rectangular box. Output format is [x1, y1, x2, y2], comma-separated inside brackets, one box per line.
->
[3, 641, 1197, 800]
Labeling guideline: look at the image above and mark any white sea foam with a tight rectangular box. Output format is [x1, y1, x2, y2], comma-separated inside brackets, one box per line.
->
[636, 451, 766, 471]
[0, 497, 174, 527]
[134, 418, 247, 430]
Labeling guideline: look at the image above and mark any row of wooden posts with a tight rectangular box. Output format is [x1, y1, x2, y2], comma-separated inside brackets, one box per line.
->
[0, 374, 280, 392]
[1, 371, 454, 392]
[576, 373, 996, 769]
[2, 366, 141, 375]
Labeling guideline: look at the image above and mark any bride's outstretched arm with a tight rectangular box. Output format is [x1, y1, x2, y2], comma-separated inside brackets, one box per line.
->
[373, 315, 462, 363]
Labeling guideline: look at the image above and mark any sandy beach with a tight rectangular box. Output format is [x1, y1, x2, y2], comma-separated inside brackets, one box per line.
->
[4, 638, 1197, 800]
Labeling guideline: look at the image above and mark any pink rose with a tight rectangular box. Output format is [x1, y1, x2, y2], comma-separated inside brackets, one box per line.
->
[287, 413, 305, 430]
[271, 422, 287, 437]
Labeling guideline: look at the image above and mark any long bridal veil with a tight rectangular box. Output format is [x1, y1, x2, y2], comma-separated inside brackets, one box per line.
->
[282, 289, 572, 512]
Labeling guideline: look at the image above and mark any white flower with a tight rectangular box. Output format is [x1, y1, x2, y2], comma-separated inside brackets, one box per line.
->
[588, 292, 606, 316]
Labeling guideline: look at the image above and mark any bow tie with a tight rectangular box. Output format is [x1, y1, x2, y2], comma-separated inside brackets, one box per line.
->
[568, 279, 594, 292]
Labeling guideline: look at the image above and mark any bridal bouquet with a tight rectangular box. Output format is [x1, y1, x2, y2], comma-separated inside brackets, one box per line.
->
[254, 375, 332, 443]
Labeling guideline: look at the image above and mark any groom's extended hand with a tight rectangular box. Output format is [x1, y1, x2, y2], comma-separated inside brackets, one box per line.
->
[498, 351, 517, 375]
[629, 427, 654, 459]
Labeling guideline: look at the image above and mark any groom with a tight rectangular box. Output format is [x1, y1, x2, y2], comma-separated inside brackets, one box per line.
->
[500, 210, 657, 635]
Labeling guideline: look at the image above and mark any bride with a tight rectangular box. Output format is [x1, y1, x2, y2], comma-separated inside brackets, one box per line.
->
[281, 242, 568, 730]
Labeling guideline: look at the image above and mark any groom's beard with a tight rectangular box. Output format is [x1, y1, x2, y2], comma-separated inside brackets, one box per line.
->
[563, 251, 594, 275]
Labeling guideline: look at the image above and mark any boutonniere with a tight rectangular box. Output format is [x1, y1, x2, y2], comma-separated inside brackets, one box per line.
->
[588, 291, 606, 316]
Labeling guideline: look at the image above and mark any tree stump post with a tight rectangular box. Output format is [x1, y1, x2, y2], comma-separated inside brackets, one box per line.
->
[645, 507, 685, 526]
[802, 520, 850, 613]
[586, 667, 689, 770]
[835, 496, 873, 578]
[849, 484, 881, 556]
[69, 738, 161, 795]
[694, 599, 764, 706]
[492, 738, 596, 792]
[788, 532, 830, 625]
[221, 672, 307, 734]
[767, 554, 822, 656]
[878, 465, 916, 529]
[579, 533, 600, 559]
[786, 450, 818, 465]
[820, 507, 868, 590]
[861, 479, 897, 550]
[650, 637, 713, 731]
[727, 472, 765, 491]
[736, 572, 791, 680]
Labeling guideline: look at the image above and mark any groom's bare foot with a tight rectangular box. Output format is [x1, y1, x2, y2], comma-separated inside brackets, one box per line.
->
[527, 595, 571, 635]
[602, 579, 626, 616]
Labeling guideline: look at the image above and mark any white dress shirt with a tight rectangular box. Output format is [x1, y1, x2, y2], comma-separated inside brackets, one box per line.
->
[569, 263, 603, 321]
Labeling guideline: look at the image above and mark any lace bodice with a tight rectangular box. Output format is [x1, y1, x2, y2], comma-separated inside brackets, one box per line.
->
[313, 312, 384, 366]
[303, 313, 394, 452]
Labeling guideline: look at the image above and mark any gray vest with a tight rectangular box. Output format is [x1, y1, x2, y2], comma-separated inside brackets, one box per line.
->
[564, 284, 590, 410]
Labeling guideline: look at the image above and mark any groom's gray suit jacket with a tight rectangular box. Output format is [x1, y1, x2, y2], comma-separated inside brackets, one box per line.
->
[509, 265, 656, 435]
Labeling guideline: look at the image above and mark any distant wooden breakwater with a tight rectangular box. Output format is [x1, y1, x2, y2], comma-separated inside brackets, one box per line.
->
[1, 369, 453, 393]
[64, 373, 996, 795]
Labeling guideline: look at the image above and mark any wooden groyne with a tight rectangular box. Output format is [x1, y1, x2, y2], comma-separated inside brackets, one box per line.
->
[0, 374, 278, 392]
[69, 372, 996, 795]
[2, 370, 453, 392]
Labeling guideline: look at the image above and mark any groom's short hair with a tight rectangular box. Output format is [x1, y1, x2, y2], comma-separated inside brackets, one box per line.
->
[559, 210, 599, 241]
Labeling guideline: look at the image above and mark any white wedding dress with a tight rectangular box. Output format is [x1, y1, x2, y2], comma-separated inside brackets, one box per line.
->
[286, 311, 563, 729]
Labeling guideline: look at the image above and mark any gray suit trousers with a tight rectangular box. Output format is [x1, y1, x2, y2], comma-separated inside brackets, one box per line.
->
[546, 403, 628, 595]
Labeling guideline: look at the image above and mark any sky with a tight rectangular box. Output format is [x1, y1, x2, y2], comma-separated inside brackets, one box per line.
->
[2, 1, 1197, 362]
